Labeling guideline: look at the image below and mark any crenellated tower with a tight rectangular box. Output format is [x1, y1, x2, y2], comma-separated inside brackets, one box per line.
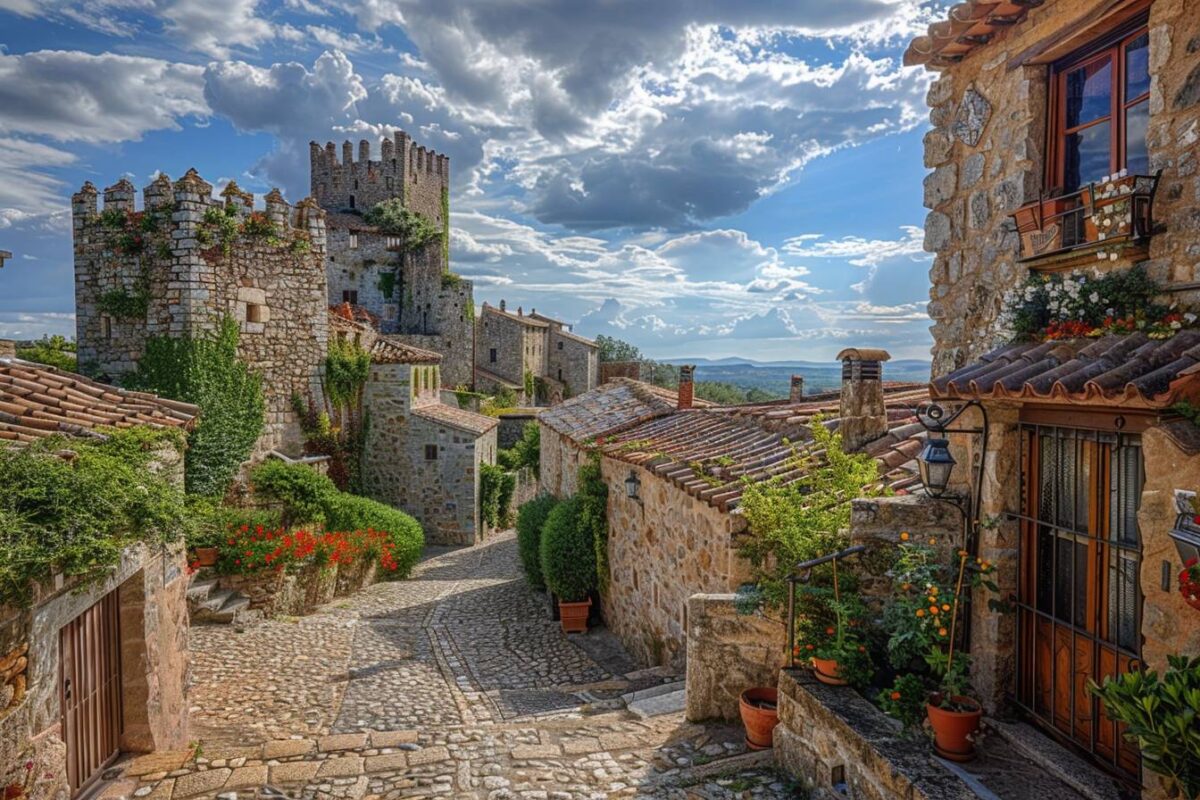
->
[72, 170, 329, 454]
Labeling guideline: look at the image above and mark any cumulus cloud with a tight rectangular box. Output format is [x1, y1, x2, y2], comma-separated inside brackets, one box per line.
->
[0, 50, 207, 142]
[782, 225, 926, 267]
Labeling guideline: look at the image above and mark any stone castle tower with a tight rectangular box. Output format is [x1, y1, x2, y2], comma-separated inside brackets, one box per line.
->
[72, 171, 329, 454]
[311, 131, 474, 388]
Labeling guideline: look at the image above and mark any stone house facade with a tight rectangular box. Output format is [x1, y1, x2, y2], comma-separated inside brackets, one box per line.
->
[72, 171, 328, 456]
[476, 301, 598, 405]
[770, 3, 1200, 798]
[539, 355, 929, 672]
[0, 358, 194, 799]
[336, 310, 499, 546]
[313, 132, 474, 389]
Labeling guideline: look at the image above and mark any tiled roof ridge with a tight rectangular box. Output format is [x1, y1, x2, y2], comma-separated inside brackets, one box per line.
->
[412, 402, 499, 435]
[904, 1, 1042, 69]
[932, 332, 1200, 408]
[371, 337, 442, 365]
[480, 304, 549, 328]
[0, 358, 198, 445]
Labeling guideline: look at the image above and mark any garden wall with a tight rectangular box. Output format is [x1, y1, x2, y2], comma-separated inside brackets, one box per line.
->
[684, 594, 786, 723]
[217, 557, 379, 619]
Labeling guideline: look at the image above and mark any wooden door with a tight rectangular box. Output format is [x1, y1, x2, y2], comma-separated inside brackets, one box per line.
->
[1016, 426, 1141, 781]
[60, 588, 123, 796]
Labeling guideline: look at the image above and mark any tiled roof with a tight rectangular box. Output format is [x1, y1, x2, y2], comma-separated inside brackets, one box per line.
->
[480, 304, 549, 328]
[904, 1, 1040, 69]
[371, 337, 441, 365]
[931, 333, 1200, 409]
[539, 379, 714, 441]
[528, 312, 598, 348]
[329, 303, 380, 330]
[597, 386, 930, 512]
[0, 358, 197, 445]
[413, 402, 499, 435]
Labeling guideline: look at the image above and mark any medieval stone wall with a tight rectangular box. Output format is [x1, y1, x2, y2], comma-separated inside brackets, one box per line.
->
[684, 595, 786, 722]
[310, 132, 449, 238]
[924, 0, 1200, 376]
[73, 172, 328, 455]
[476, 306, 542, 389]
[546, 330, 598, 399]
[599, 458, 750, 669]
[538, 426, 587, 498]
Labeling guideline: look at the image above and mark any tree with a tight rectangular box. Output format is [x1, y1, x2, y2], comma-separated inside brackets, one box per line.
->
[16, 335, 77, 371]
[595, 335, 641, 363]
[363, 199, 441, 253]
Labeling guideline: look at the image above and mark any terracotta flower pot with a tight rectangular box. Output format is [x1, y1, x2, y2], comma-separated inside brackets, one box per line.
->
[193, 547, 219, 568]
[811, 657, 848, 686]
[739, 687, 779, 750]
[927, 694, 983, 761]
[558, 597, 591, 634]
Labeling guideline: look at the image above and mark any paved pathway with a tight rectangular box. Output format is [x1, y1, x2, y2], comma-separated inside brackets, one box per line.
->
[101, 532, 800, 799]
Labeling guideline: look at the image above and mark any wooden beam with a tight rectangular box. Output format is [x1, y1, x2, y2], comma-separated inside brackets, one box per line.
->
[1007, 0, 1151, 70]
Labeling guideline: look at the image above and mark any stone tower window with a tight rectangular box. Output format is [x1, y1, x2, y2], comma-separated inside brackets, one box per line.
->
[425, 444, 438, 460]
[100, 315, 113, 339]
[342, 290, 358, 304]
[349, 233, 358, 249]
[386, 176, 394, 189]
[489, 348, 497, 363]
[349, 195, 356, 210]
[246, 303, 265, 324]
[353, 179, 359, 190]
[557, 340, 563, 350]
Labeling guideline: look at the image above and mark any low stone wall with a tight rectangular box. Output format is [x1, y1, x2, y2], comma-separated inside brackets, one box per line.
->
[684, 594, 786, 723]
[497, 412, 539, 449]
[219, 556, 378, 618]
[776, 669, 976, 800]
[849, 494, 962, 606]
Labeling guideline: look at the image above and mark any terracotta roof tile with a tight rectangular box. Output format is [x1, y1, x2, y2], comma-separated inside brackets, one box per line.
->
[931, 333, 1200, 408]
[371, 338, 442, 365]
[904, 1, 1041, 69]
[413, 403, 498, 435]
[595, 383, 930, 512]
[0, 359, 197, 445]
[538, 378, 715, 441]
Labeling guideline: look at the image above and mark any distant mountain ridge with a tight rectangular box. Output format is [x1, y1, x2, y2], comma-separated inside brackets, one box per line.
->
[652, 357, 932, 397]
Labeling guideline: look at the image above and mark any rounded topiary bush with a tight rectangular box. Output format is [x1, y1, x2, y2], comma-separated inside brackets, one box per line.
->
[324, 493, 425, 578]
[539, 496, 596, 602]
[516, 495, 559, 590]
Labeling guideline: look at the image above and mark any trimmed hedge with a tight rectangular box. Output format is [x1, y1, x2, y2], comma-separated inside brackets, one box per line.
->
[516, 495, 559, 590]
[539, 496, 597, 602]
[248, 461, 424, 578]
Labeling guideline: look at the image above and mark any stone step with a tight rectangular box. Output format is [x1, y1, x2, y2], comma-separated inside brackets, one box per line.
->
[627, 688, 686, 719]
[208, 595, 251, 623]
[198, 588, 234, 612]
[186, 577, 217, 600]
[621, 680, 684, 705]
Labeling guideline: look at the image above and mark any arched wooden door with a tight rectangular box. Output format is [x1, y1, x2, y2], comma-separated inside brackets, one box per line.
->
[1015, 424, 1142, 782]
[59, 588, 123, 796]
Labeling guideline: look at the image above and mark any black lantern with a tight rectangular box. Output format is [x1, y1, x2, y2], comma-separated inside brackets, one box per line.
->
[625, 471, 641, 501]
[917, 437, 956, 498]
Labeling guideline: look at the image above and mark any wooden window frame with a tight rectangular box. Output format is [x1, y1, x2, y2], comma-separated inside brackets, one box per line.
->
[1045, 17, 1150, 192]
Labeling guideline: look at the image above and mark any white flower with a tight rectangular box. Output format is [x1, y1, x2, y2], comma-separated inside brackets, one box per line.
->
[1089, 292, 1100, 304]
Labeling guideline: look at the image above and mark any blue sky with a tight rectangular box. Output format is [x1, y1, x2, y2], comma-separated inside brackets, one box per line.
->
[0, 0, 948, 362]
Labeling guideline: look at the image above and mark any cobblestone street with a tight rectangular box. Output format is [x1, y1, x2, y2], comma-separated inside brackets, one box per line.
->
[102, 532, 800, 799]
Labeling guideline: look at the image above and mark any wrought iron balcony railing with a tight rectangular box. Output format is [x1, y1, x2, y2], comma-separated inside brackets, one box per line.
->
[1010, 171, 1160, 263]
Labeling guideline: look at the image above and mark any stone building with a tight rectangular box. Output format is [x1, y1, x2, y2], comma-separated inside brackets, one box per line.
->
[539, 353, 928, 672]
[72, 171, 328, 456]
[476, 301, 599, 405]
[313, 131, 475, 389]
[0, 356, 194, 798]
[333, 308, 499, 545]
[772, 3, 1200, 798]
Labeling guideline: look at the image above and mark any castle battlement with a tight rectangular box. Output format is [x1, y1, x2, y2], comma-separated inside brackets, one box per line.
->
[309, 130, 449, 221]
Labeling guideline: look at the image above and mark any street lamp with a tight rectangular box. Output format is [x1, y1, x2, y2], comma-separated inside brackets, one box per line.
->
[917, 437, 957, 498]
[624, 471, 641, 502]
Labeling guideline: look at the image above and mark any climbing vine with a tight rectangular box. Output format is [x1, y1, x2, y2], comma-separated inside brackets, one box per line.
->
[0, 427, 190, 607]
[440, 186, 450, 268]
[97, 286, 150, 319]
[577, 453, 609, 586]
[125, 317, 265, 497]
[362, 199, 441, 253]
[377, 271, 397, 300]
[307, 337, 372, 492]
[479, 463, 517, 530]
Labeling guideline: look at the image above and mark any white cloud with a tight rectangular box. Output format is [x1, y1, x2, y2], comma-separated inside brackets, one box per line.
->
[0, 50, 207, 143]
[0, 138, 77, 228]
[782, 225, 926, 267]
[161, 0, 275, 56]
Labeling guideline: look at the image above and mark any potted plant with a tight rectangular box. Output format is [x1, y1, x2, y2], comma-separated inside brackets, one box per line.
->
[1179, 557, 1200, 612]
[1089, 655, 1200, 800]
[738, 687, 779, 750]
[799, 593, 871, 687]
[539, 497, 597, 634]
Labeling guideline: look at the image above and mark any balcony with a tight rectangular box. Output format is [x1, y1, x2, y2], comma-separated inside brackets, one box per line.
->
[1010, 172, 1160, 268]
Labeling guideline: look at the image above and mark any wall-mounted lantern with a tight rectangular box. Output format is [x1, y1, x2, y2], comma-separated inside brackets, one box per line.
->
[917, 438, 957, 499]
[625, 471, 641, 503]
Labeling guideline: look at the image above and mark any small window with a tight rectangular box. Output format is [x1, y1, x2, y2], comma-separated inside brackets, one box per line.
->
[246, 304, 265, 323]
[557, 340, 563, 350]
[342, 290, 358, 304]
[100, 314, 113, 339]
[386, 236, 401, 249]
[353, 179, 359, 190]
[386, 176, 394, 189]
[557, 368, 563, 381]
[349, 233, 358, 250]
[425, 444, 438, 460]
[349, 195, 356, 210]
[489, 348, 497, 363]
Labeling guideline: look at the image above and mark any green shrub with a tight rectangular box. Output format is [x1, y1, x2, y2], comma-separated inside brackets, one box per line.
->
[516, 495, 558, 590]
[362, 199, 441, 251]
[479, 463, 516, 529]
[186, 496, 282, 548]
[498, 422, 540, 476]
[16, 335, 77, 371]
[577, 455, 608, 583]
[539, 496, 596, 602]
[249, 460, 336, 528]
[0, 428, 190, 607]
[323, 493, 423, 578]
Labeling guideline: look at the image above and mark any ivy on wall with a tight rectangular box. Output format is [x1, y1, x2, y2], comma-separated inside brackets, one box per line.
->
[308, 337, 373, 492]
[363, 199, 441, 253]
[126, 317, 265, 497]
[97, 287, 150, 320]
[377, 271, 397, 300]
[480, 463, 516, 530]
[0, 427, 190, 607]
[440, 186, 450, 268]
[577, 453, 609, 586]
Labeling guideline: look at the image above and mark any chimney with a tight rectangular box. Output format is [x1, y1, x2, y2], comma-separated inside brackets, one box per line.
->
[678, 364, 695, 410]
[517, 306, 523, 316]
[0, 340, 15, 358]
[499, 299, 506, 312]
[789, 375, 804, 403]
[836, 348, 891, 452]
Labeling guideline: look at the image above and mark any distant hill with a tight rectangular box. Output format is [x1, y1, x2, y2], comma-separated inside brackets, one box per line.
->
[659, 357, 931, 396]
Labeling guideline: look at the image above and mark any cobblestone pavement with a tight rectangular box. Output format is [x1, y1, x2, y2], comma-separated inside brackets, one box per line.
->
[101, 532, 803, 799]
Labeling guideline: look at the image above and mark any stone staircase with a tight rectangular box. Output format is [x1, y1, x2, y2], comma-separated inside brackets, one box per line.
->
[187, 573, 254, 625]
